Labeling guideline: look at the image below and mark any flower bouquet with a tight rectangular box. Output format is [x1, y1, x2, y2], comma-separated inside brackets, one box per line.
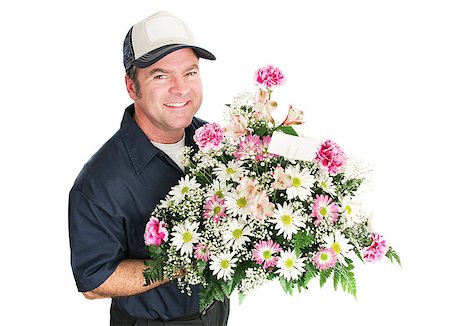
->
[143, 65, 400, 311]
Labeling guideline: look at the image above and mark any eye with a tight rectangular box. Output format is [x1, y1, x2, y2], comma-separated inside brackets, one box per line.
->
[154, 74, 168, 80]
[186, 70, 198, 77]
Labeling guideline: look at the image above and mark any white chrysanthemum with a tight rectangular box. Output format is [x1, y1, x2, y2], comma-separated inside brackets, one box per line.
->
[223, 218, 253, 249]
[323, 230, 354, 263]
[210, 252, 238, 281]
[168, 175, 201, 204]
[285, 165, 315, 200]
[213, 160, 244, 183]
[272, 202, 306, 240]
[171, 220, 200, 256]
[276, 249, 306, 281]
[225, 190, 254, 219]
[205, 179, 232, 200]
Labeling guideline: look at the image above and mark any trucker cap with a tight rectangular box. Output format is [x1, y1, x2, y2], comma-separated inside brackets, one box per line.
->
[123, 11, 216, 70]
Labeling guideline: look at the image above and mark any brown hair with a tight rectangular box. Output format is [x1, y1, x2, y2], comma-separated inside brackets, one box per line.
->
[126, 66, 141, 97]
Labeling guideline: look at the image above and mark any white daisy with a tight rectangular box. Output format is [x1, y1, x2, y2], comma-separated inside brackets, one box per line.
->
[276, 249, 306, 281]
[210, 252, 238, 281]
[272, 202, 306, 240]
[205, 179, 232, 200]
[168, 175, 201, 204]
[317, 174, 337, 196]
[213, 160, 244, 183]
[340, 197, 364, 227]
[223, 218, 253, 250]
[285, 165, 315, 200]
[225, 190, 254, 219]
[170, 220, 200, 256]
[323, 230, 354, 264]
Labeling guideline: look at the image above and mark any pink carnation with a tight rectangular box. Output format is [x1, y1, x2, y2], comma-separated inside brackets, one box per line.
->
[363, 233, 389, 262]
[194, 123, 224, 151]
[315, 139, 347, 175]
[255, 65, 286, 88]
[144, 217, 168, 246]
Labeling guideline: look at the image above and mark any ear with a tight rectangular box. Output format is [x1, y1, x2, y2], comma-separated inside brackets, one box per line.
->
[125, 74, 138, 100]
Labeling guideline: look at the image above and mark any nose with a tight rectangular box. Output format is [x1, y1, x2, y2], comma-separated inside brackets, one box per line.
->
[169, 76, 189, 96]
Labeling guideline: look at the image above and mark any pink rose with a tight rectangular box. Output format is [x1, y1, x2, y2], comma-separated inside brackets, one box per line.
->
[194, 123, 224, 151]
[255, 65, 286, 88]
[363, 233, 389, 262]
[144, 217, 168, 246]
[315, 139, 347, 175]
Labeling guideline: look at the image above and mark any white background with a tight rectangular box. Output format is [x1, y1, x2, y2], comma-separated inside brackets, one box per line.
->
[1, 0, 449, 325]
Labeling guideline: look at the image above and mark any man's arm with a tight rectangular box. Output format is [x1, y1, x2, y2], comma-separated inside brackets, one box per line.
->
[82, 259, 169, 299]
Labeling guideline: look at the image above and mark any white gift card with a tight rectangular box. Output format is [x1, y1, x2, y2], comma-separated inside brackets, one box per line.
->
[268, 131, 322, 161]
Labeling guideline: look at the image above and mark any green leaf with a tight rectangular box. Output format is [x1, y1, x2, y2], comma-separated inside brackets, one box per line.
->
[147, 244, 164, 257]
[199, 284, 215, 312]
[336, 263, 357, 299]
[196, 260, 208, 275]
[238, 291, 247, 305]
[294, 231, 315, 257]
[346, 271, 357, 299]
[230, 263, 249, 293]
[275, 125, 298, 136]
[333, 269, 340, 291]
[220, 279, 233, 297]
[353, 248, 365, 263]
[386, 248, 402, 266]
[303, 263, 318, 287]
[344, 257, 355, 270]
[319, 268, 333, 288]
[279, 277, 294, 295]
[213, 284, 225, 302]
[143, 259, 164, 285]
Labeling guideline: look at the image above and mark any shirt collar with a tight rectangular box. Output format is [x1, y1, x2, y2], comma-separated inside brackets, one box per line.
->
[120, 104, 199, 174]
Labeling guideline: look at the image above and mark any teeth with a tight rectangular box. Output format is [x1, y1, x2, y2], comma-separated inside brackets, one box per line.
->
[166, 101, 188, 107]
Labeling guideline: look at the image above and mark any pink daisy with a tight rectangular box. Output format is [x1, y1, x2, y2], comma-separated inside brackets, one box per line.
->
[255, 135, 277, 161]
[311, 194, 340, 226]
[194, 243, 210, 262]
[313, 248, 338, 270]
[234, 135, 263, 160]
[203, 195, 227, 223]
[253, 240, 281, 269]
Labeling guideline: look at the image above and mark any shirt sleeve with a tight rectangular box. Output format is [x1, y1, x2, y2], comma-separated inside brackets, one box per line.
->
[68, 189, 126, 292]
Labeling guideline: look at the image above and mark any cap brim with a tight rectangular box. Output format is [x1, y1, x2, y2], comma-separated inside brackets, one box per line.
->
[132, 44, 216, 68]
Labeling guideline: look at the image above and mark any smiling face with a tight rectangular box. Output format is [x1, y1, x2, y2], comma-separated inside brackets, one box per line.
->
[125, 48, 203, 143]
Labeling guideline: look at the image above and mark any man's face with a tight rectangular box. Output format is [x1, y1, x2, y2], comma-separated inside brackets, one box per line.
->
[127, 48, 203, 143]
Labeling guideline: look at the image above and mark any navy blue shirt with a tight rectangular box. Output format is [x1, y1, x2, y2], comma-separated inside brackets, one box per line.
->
[69, 105, 205, 320]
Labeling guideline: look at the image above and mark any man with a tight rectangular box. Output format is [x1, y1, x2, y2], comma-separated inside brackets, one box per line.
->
[69, 11, 230, 325]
